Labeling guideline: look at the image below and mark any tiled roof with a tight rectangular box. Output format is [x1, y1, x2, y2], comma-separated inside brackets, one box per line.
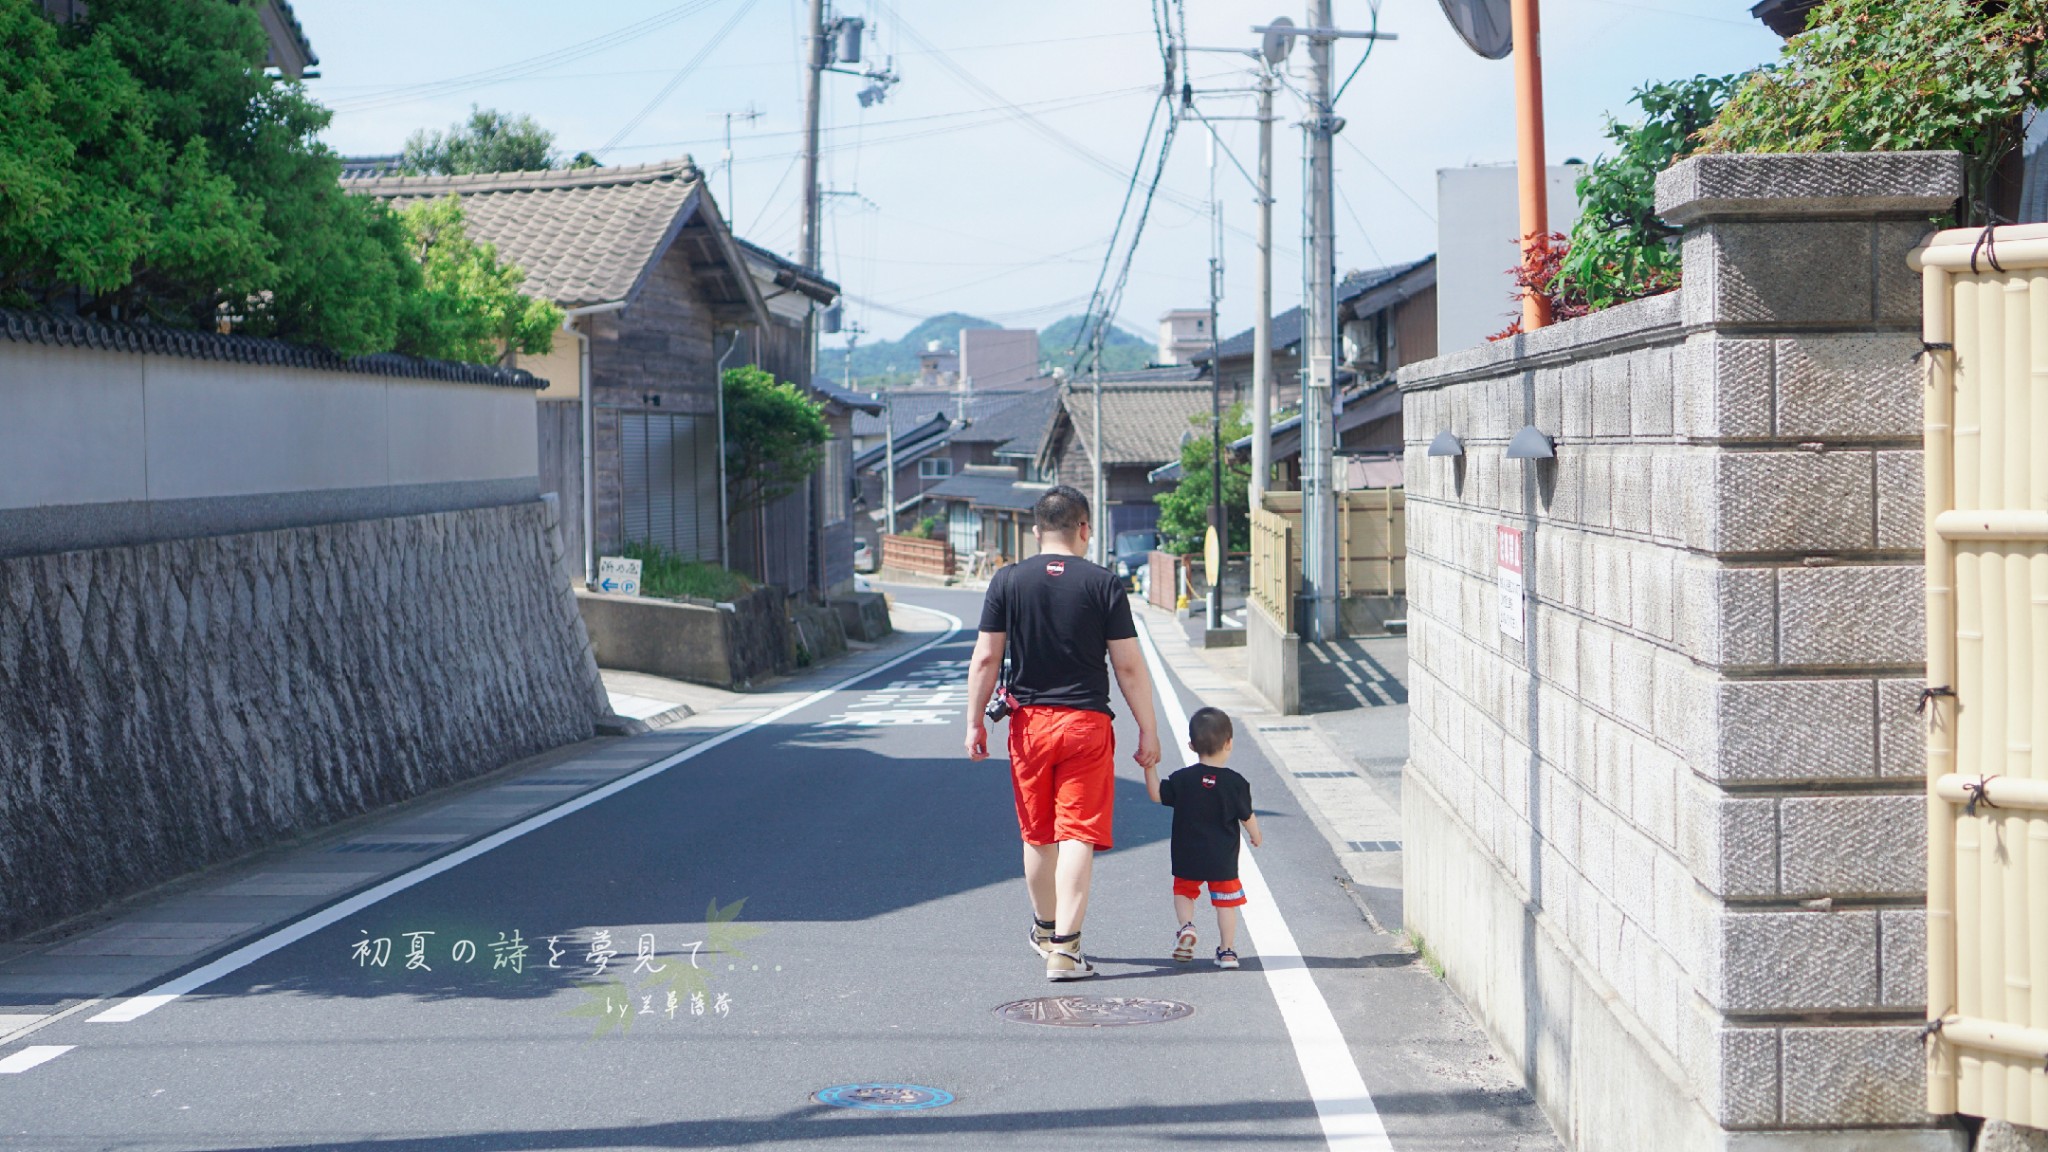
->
[0, 308, 542, 387]
[849, 386, 1035, 440]
[1059, 383, 1215, 467]
[954, 382, 1061, 449]
[1206, 257, 1435, 361]
[348, 160, 747, 313]
[920, 473, 1051, 512]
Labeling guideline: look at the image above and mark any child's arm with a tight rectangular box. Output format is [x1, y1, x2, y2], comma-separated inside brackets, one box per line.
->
[1144, 764, 1162, 805]
[1242, 813, 1262, 848]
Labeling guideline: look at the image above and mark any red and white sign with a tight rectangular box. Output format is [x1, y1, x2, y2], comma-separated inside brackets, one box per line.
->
[1496, 526, 1525, 641]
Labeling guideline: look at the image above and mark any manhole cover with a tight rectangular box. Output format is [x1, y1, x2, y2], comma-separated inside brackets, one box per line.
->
[811, 1083, 955, 1111]
[992, 996, 1195, 1027]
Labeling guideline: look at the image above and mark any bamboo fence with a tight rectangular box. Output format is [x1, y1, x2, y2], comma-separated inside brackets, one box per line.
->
[1911, 224, 2048, 1125]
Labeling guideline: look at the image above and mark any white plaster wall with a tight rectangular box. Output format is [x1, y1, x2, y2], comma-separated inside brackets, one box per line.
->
[0, 342, 538, 511]
[0, 345, 148, 508]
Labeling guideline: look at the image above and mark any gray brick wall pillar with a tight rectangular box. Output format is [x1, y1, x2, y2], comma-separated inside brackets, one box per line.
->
[1401, 151, 1964, 1152]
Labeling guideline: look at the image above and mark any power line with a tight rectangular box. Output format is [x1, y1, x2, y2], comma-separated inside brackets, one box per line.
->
[326, 0, 725, 113]
[1335, 132, 1437, 223]
[596, 0, 761, 159]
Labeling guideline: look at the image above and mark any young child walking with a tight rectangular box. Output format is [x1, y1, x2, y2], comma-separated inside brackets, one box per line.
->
[1145, 707, 1262, 969]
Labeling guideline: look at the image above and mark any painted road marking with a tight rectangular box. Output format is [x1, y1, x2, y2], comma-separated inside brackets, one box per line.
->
[91, 608, 965, 1025]
[0, 1046, 73, 1074]
[1136, 618, 1394, 1152]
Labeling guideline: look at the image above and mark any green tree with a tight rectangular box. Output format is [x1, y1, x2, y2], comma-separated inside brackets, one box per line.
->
[1702, 0, 2046, 221]
[401, 106, 596, 175]
[1561, 74, 1742, 312]
[723, 365, 829, 530]
[0, 2, 158, 302]
[1155, 404, 1250, 555]
[393, 195, 559, 362]
[75, 0, 411, 352]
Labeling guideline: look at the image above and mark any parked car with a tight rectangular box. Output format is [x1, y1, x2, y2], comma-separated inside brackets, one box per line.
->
[852, 538, 877, 573]
[1111, 529, 1157, 590]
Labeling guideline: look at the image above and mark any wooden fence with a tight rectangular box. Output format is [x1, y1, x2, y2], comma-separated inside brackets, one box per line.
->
[881, 534, 954, 578]
[1913, 224, 2048, 1125]
[1250, 489, 1407, 634]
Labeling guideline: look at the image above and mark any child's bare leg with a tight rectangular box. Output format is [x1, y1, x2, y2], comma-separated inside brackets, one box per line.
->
[1216, 903, 1239, 951]
[1174, 893, 1197, 929]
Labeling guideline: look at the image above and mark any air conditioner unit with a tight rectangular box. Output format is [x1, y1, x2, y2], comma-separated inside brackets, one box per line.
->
[1341, 316, 1383, 373]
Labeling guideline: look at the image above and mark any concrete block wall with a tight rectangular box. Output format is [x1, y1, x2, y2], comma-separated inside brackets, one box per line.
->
[1399, 152, 1965, 1152]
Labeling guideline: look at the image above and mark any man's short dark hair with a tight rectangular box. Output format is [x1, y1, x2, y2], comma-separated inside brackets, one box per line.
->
[1189, 707, 1233, 756]
[1033, 485, 1091, 535]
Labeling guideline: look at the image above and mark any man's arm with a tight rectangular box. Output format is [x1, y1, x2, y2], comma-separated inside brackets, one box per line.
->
[1107, 636, 1160, 771]
[964, 630, 1006, 761]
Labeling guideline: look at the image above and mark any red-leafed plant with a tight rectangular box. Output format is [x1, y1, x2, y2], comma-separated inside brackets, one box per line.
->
[1489, 232, 1591, 341]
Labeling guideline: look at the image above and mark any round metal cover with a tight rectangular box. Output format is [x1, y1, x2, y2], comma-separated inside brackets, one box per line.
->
[1437, 0, 1513, 60]
[812, 1083, 955, 1111]
[993, 995, 1196, 1027]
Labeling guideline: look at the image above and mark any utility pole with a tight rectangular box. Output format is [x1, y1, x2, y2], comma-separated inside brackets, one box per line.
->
[882, 386, 896, 537]
[1206, 126, 1225, 632]
[1271, 5, 1393, 642]
[1251, 63, 1275, 508]
[719, 105, 761, 223]
[1091, 360, 1105, 567]
[1301, 0, 1340, 643]
[799, 0, 827, 275]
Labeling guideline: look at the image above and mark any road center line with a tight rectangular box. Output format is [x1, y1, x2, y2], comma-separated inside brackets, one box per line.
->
[1135, 618, 1395, 1152]
[0, 1046, 74, 1074]
[90, 608, 964, 1026]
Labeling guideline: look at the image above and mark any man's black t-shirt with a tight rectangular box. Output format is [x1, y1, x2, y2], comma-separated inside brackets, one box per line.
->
[977, 552, 1137, 716]
[1158, 764, 1253, 881]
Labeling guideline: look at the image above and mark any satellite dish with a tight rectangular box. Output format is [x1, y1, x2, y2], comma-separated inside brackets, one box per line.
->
[1261, 16, 1296, 66]
[1437, 0, 1511, 59]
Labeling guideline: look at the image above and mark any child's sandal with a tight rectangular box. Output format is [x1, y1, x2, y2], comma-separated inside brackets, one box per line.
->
[1172, 922, 1196, 963]
[1215, 947, 1240, 970]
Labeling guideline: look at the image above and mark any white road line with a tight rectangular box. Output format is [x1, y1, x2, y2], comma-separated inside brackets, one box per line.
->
[0, 1046, 73, 1074]
[91, 609, 964, 1025]
[1136, 618, 1394, 1152]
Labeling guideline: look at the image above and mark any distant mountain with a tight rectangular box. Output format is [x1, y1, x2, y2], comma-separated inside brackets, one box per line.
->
[816, 312, 1153, 390]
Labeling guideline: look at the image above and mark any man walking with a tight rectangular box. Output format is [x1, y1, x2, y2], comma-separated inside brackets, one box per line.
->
[966, 485, 1161, 980]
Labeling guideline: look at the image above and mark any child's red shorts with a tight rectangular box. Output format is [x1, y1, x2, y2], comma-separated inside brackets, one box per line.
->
[1008, 705, 1116, 849]
[1174, 877, 1247, 907]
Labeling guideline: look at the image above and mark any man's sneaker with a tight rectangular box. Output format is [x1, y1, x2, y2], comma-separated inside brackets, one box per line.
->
[1029, 919, 1056, 958]
[1045, 933, 1097, 981]
[1172, 922, 1197, 963]
[1215, 947, 1240, 970]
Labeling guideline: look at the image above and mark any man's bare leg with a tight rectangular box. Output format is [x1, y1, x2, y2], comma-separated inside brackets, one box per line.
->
[1053, 839, 1095, 936]
[1023, 843, 1058, 924]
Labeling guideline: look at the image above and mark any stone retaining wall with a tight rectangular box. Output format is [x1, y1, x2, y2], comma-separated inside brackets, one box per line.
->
[0, 499, 610, 939]
[1398, 152, 1965, 1152]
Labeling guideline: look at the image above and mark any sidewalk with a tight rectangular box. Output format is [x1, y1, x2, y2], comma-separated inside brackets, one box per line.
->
[0, 605, 947, 1052]
[1139, 602, 1409, 933]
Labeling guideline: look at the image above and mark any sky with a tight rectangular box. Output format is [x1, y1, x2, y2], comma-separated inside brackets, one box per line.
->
[303, 1, 1783, 351]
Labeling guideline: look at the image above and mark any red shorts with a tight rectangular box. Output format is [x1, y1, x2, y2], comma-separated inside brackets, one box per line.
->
[1008, 705, 1116, 849]
[1174, 877, 1247, 907]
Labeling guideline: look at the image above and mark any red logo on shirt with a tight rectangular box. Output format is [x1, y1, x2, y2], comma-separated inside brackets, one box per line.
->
[1046, 561, 1066, 576]
[1202, 775, 1217, 788]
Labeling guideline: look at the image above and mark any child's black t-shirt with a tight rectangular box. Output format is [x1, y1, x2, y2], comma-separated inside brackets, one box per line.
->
[1158, 763, 1253, 881]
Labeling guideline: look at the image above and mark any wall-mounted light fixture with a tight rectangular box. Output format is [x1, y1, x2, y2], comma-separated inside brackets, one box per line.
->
[1427, 431, 1465, 458]
[1506, 425, 1556, 460]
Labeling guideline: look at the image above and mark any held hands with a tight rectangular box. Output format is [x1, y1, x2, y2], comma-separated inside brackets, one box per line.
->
[965, 720, 990, 761]
[1133, 729, 1161, 772]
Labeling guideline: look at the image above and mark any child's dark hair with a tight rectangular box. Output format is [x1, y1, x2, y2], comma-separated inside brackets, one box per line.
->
[1188, 707, 1233, 757]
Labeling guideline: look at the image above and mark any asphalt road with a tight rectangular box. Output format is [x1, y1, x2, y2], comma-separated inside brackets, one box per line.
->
[0, 586, 1554, 1151]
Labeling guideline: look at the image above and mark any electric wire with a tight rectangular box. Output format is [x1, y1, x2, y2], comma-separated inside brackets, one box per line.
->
[327, 0, 724, 112]
[596, 0, 761, 159]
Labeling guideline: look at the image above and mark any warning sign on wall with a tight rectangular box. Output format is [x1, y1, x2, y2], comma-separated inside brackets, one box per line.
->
[1496, 526, 1525, 641]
